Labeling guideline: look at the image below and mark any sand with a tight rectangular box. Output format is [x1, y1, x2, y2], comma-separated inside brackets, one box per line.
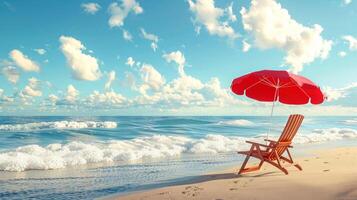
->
[107, 147, 357, 200]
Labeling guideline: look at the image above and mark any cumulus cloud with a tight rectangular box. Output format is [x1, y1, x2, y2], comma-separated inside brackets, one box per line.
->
[81, 3, 101, 14]
[48, 94, 59, 104]
[339, 51, 347, 57]
[108, 0, 143, 28]
[105, 70, 116, 90]
[34, 48, 46, 55]
[139, 64, 166, 94]
[134, 51, 248, 108]
[242, 40, 251, 52]
[59, 35, 101, 81]
[241, 0, 332, 73]
[188, 0, 239, 39]
[9, 49, 40, 72]
[2, 66, 20, 84]
[0, 89, 14, 104]
[22, 77, 42, 97]
[126, 57, 135, 67]
[343, 0, 352, 5]
[123, 29, 133, 41]
[140, 28, 159, 51]
[163, 51, 186, 76]
[87, 90, 126, 107]
[226, 2, 237, 22]
[66, 84, 79, 103]
[323, 82, 357, 102]
[342, 35, 357, 50]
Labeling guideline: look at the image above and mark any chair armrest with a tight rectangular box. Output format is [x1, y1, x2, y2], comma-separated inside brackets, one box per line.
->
[278, 141, 293, 148]
[263, 140, 293, 148]
[264, 139, 278, 143]
[246, 141, 271, 148]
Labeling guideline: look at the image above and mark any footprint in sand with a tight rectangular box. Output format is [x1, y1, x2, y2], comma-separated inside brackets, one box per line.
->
[182, 185, 203, 197]
[323, 162, 329, 164]
[323, 169, 330, 172]
[304, 159, 309, 162]
[229, 188, 238, 191]
[233, 180, 239, 184]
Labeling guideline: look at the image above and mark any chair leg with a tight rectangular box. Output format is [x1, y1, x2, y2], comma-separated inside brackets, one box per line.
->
[294, 164, 302, 171]
[286, 149, 302, 171]
[238, 154, 251, 174]
[238, 160, 264, 174]
[274, 150, 289, 175]
[238, 145, 264, 174]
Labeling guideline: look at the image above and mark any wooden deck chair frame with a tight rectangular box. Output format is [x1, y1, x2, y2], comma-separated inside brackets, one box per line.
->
[237, 114, 304, 175]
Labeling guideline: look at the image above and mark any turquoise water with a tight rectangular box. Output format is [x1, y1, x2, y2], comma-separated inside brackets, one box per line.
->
[0, 116, 356, 199]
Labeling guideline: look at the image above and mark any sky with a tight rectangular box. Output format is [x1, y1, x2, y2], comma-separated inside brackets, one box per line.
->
[0, 0, 356, 116]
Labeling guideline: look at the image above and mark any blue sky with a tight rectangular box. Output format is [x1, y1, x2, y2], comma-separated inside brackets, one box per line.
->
[0, 0, 356, 116]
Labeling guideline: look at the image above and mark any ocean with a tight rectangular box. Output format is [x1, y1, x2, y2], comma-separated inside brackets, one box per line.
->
[0, 116, 356, 199]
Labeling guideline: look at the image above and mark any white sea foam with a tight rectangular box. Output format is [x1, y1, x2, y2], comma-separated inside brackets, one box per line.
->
[0, 121, 117, 131]
[344, 119, 357, 125]
[294, 128, 357, 144]
[1, 128, 356, 172]
[218, 119, 255, 127]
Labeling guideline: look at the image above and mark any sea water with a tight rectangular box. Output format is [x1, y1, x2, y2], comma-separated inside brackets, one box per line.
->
[0, 116, 356, 199]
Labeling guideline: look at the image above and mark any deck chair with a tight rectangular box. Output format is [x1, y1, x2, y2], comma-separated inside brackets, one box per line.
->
[237, 114, 304, 175]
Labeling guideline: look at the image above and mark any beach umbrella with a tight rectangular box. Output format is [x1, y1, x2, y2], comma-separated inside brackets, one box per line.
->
[230, 69, 325, 139]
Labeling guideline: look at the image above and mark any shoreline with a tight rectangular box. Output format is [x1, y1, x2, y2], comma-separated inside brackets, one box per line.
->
[104, 147, 357, 200]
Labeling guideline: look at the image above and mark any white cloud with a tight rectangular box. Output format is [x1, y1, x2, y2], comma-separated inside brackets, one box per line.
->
[241, 0, 332, 73]
[134, 53, 248, 108]
[66, 84, 79, 103]
[9, 49, 40, 72]
[140, 28, 159, 51]
[226, 2, 237, 22]
[123, 29, 133, 41]
[48, 94, 59, 105]
[2, 66, 20, 84]
[139, 64, 166, 94]
[242, 40, 251, 52]
[188, 0, 239, 39]
[343, 0, 352, 5]
[22, 77, 42, 97]
[105, 70, 116, 90]
[342, 35, 357, 50]
[81, 3, 101, 14]
[163, 51, 186, 76]
[34, 48, 46, 55]
[87, 90, 126, 107]
[126, 57, 135, 67]
[59, 36, 101, 81]
[0, 89, 14, 103]
[323, 82, 357, 102]
[108, 0, 143, 28]
[150, 42, 158, 52]
[339, 51, 347, 57]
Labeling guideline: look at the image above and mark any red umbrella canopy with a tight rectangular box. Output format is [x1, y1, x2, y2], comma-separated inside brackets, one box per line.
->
[231, 70, 325, 105]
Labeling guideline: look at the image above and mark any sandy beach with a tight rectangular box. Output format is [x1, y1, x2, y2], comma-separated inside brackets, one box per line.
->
[108, 147, 357, 200]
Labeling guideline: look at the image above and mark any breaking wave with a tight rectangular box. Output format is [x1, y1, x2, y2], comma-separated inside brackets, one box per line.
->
[0, 121, 117, 131]
[1, 128, 356, 172]
[344, 119, 357, 125]
[218, 119, 255, 127]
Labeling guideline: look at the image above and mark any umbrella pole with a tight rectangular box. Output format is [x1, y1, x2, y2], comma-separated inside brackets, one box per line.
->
[267, 99, 276, 140]
[267, 80, 279, 141]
